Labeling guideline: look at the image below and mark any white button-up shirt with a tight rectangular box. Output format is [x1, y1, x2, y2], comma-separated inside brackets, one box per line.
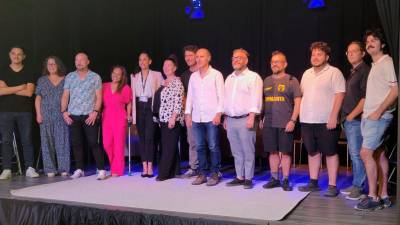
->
[224, 68, 263, 116]
[185, 66, 224, 123]
[300, 64, 345, 123]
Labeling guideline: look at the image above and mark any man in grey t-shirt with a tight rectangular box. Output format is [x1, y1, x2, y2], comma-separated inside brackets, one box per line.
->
[260, 51, 301, 191]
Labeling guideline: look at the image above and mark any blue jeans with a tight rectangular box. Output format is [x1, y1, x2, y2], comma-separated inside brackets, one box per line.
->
[343, 120, 366, 188]
[192, 122, 221, 175]
[0, 112, 34, 169]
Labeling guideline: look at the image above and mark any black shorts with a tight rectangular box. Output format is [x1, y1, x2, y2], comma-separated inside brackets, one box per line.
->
[300, 123, 339, 156]
[263, 126, 293, 153]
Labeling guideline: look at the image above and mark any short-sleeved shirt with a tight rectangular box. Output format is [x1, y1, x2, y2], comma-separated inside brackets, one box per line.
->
[181, 68, 194, 94]
[263, 74, 301, 128]
[300, 64, 346, 124]
[341, 62, 370, 121]
[64, 70, 102, 115]
[35, 76, 65, 121]
[363, 55, 398, 118]
[0, 65, 35, 112]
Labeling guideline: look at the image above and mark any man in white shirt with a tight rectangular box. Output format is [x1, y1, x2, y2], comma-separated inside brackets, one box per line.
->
[298, 42, 345, 197]
[185, 48, 224, 186]
[355, 29, 398, 211]
[223, 48, 263, 189]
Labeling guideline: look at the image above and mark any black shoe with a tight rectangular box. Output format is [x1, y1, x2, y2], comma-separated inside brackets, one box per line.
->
[298, 182, 321, 192]
[156, 176, 168, 181]
[263, 177, 281, 189]
[324, 185, 339, 197]
[243, 179, 253, 189]
[141, 173, 147, 178]
[146, 174, 154, 178]
[226, 178, 245, 187]
[282, 179, 293, 191]
[355, 196, 383, 211]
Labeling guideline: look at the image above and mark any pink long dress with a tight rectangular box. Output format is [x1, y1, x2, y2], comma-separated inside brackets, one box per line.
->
[102, 83, 132, 176]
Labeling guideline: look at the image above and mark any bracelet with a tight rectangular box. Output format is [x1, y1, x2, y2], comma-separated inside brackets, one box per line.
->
[290, 119, 297, 124]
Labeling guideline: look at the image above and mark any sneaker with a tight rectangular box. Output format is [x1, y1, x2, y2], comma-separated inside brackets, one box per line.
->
[263, 177, 281, 189]
[47, 172, 56, 178]
[61, 172, 69, 177]
[181, 169, 198, 178]
[226, 178, 245, 187]
[243, 179, 253, 189]
[96, 170, 107, 180]
[206, 173, 221, 186]
[26, 167, 39, 178]
[340, 185, 355, 195]
[346, 187, 363, 200]
[355, 196, 383, 211]
[282, 178, 293, 191]
[0, 169, 12, 180]
[192, 174, 207, 185]
[381, 196, 392, 208]
[324, 185, 339, 197]
[70, 169, 85, 179]
[298, 182, 321, 192]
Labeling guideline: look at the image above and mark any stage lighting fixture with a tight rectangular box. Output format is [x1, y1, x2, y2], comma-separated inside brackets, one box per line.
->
[304, 0, 326, 9]
[185, 0, 205, 19]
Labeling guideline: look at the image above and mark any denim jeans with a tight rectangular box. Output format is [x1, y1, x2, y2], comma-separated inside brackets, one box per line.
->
[0, 112, 34, 169]
[192, 122, 221, 175]
[343, 120, 365, 188]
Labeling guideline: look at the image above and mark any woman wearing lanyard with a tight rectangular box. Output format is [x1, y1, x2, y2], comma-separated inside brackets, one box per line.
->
[154, 55, 184, 181]
[131, 52, 163, 177]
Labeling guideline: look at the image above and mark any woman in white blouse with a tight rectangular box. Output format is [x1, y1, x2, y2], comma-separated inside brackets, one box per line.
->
[153, 55, 184, 181]
[131, 52, 163, 177]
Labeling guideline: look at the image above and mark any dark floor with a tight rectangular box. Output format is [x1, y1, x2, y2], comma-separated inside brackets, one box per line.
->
[0, 164, 398, 225]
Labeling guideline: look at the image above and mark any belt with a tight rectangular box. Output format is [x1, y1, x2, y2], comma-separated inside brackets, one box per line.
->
[226, 114, 249, 119]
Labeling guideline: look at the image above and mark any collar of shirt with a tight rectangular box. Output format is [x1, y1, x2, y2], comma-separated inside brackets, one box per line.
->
[311, 64, 330, 76]
[372, 54, 388, 66]
[231, 67, 249, 77]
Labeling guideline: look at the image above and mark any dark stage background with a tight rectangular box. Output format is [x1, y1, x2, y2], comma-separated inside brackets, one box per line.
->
[0, 0, 383, 80]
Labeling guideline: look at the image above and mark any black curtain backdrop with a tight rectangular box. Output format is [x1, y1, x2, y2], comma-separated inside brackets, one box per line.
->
[0, 0, 381, 81]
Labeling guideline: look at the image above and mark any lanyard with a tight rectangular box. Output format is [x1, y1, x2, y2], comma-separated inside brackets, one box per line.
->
[141, 71, 149, 96]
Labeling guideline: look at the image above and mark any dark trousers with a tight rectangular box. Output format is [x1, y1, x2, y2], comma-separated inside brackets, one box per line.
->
[0, 112, 34, 169]
[157, 122, 181, 179]
[136, 100, 155, 162]
[70, 115, 104, 170]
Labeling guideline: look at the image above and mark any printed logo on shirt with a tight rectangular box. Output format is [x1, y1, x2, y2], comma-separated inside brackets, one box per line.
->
[265, 96, 285, 102]
[278, 84, 285, 92]
[264, 87, 273, 91]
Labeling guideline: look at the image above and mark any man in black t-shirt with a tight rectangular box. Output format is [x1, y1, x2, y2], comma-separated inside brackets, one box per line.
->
[180, 45, 200, 178]
[0, 46, 39, 179]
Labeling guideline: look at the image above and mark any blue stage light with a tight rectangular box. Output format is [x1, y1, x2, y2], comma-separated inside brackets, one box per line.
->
[304, 0, 326, 9]
[185, 0, 205, 19]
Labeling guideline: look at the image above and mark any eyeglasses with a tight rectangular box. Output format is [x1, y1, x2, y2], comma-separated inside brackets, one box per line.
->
[232, 56, 246, 61]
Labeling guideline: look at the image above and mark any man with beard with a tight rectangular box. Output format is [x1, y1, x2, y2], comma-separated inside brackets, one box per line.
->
[298, 42, 345, 197]
[260, 51, 301, 191]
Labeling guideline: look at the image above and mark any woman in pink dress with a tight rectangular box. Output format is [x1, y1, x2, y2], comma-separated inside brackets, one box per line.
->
[102, 65, 132, 177]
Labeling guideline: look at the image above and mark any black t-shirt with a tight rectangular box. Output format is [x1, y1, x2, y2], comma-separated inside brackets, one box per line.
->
[181, 68, 193, 94]
[263, 74, 301, 128]
[341, 62, 370, 121]
[0, 65, 36, 112]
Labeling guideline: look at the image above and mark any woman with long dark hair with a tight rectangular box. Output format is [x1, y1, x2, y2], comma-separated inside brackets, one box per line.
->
[131, 52, 163, 177]
[35, 56, 70, 177]
[102, 65, 132, 177]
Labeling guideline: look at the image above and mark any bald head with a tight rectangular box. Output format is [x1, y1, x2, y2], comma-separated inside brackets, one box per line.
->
[195, 48, 211, 70]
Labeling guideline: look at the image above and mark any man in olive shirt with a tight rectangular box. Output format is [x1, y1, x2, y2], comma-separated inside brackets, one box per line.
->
[0, 46, 39, 179]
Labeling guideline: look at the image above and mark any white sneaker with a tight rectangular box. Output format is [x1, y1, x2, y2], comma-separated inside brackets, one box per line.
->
[70, 169, 84, 179]
[96, 170, 107, 180]
[60, 172, 69, 177]
[26, 167, 39, 178]
[47, 172, 56, 177]
[0, 169, 12, 180]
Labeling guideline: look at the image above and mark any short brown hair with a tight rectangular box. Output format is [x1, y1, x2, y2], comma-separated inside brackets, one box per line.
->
[271, 50, 287, 62]
[233, 48, 250, 57]
[347, 41, 365, 52]
[183, 45, 199, 54]
[310, 42, 331, 56]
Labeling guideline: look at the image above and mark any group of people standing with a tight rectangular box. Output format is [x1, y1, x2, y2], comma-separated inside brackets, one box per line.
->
[0, 28, 397, 212]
